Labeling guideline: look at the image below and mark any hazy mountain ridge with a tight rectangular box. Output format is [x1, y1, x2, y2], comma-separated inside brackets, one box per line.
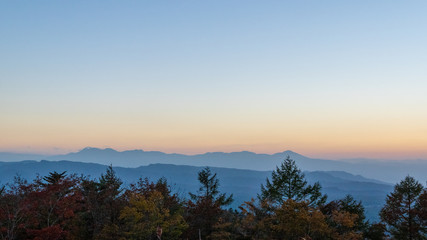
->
[0, 160, 392, 221]
[1, 147, 426, 183]
[0, 152, 46, 161]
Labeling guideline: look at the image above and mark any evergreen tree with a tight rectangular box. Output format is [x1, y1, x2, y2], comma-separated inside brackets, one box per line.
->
[189, 167, 233, 206]
[380, 175, 426, 240]
[339, 195, 366, 229]
[364, 223, 386, 240]
[418, 189, 427, 235]
[260, 156, 327, 206]
[98, 165, 123, 196]
[185, 167, 233, 239]
[79, 165, 125, 239]
[42, 171, 67, 185]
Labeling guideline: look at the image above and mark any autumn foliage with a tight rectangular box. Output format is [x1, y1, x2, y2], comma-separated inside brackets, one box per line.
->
[0, 159, 426, 239]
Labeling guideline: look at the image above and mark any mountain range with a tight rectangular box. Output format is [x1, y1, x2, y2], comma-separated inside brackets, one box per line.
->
[1, 147, 426, 183]
[2, 147, 426, 221]
[0, 160, 392, 222]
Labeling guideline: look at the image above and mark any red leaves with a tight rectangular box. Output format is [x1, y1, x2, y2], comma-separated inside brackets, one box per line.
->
[28, 225, 66, 240]
[0, 173, 82, 240]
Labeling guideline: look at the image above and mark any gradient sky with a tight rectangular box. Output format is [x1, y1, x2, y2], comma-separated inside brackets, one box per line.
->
[1, 1, 427, 159]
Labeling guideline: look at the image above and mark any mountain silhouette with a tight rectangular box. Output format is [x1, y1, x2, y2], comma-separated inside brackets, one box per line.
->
[0, 160, 391, 221]
[1, 147, 427, 183]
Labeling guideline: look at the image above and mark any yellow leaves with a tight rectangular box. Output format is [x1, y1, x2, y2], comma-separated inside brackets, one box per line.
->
[123, 191, 170, 223]
[329, 210, 363, 240]
[209, 218, 233, 240]
[273, 200, 330, 239]
[331, 210, 357, 229]
[238, 199, 274, 238]
[239, 199, 332, 239]
[95, 224, 126, 240]
[119, 190, 187, 240]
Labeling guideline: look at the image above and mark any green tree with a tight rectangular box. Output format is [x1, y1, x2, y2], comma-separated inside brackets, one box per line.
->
[338, 195, 367, 232]
[418, 189, 427, 235]
[260, 156, 327, 207]
[185, 167, 233, 239]
[79, 165, 125, 240]
[189, 167, 233, 206]
[380, 176, 426, 240]
[42, 171, 67, 186]
[364, 223, 386, 240]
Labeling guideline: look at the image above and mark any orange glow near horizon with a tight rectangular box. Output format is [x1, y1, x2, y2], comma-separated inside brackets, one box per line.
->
[1, 112, 426, 160]
[2, 143, 427, 161]
[2, 1, 427, 162]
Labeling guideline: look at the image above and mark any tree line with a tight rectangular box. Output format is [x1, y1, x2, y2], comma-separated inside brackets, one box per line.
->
[0, 156, 426, 240]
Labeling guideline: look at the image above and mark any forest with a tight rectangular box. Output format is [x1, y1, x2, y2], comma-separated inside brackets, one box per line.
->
[0, 157, 426, 240]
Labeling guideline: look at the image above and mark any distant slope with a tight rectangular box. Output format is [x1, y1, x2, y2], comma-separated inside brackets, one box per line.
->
[0, 152, 46, 161]
[46, 147, 342, 171]
[1, 147, 426, 183]
[309, 171, 389, 185]
[0, 160, 392, 222]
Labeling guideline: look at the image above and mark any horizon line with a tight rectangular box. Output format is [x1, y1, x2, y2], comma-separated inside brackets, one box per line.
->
[1, 146, 427, 162]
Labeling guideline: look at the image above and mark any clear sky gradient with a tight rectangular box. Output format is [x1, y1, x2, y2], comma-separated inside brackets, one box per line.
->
[1, 1, 426, 159]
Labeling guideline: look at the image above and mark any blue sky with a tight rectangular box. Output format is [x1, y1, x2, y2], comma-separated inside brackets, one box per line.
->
[1, 1, 426, 159]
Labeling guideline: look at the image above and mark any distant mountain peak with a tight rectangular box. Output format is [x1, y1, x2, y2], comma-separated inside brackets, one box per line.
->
[278, 150, 304, 157]
[79, 147, 118, 153]
[282, 150, 297, 154]
[201, 151, 257, 156]
[123, 149, 145, 153]
[77, 147, 302, 157]
[81, 147, 95, 151]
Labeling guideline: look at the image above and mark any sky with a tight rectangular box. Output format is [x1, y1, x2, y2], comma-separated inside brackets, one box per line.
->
[1, 1, 427, 160]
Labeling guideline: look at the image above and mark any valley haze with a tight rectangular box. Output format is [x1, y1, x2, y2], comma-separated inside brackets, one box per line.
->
[1, 147, 427, 183]
[0, 159, 393, 222]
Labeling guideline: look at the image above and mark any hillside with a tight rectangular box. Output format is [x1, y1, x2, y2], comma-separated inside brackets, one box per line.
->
[0, 160, 392, 221]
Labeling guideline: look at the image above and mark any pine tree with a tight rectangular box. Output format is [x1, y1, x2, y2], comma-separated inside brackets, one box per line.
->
[339, 195, 366, 228]
[99, 165, 122, 196]
[189, 167, 233, 206]
[418, 189, 427, 234]
[260, 156, 327, 206]
[80, 165, 125, 239]
[42, 171, 67, 185]
[380, 175, 426, 240]
[185, 167, 233, 239]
